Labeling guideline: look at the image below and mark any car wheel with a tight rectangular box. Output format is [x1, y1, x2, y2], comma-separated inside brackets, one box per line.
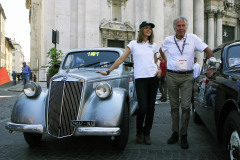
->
[223, 110, 240, 160]
[192, 106, 203, 124]
[23, 132, 42, 146]
[114, 101, 129, 150]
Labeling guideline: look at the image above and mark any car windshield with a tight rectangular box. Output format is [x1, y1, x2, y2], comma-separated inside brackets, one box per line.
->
[228, 45, 240, 68]
[62, 51, 119, 69]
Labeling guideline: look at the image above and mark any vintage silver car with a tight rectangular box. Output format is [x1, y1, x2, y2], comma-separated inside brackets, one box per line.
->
[6, 47, 138, 150]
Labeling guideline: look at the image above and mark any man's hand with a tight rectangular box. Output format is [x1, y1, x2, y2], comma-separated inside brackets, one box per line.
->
[156, 69, 162, 78]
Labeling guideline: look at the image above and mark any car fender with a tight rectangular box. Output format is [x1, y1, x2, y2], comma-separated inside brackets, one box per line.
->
[217, 98, 240, 142]
[80, 88, 128, 127]
[11, 89, 48, 126]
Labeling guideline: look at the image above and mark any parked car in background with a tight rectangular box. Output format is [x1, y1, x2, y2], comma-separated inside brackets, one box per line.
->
[193, 40, 240, 159]
[6, 47, 138, 150]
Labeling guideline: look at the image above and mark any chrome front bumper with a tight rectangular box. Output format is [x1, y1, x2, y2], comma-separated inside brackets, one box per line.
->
[5, 122, 44, 134]
[74, 127, 121, 136]
[5, 122, 120, 136]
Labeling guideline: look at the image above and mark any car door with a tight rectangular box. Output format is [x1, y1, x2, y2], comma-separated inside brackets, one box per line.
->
[194, 51, 222, 138]
[123, 55, 138, 115]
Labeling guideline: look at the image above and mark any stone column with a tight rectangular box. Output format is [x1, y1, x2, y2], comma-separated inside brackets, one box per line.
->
[151, 0, 164, 47]
[193, 0, 204, 66]
[134, 0, 140, 39]
[216, 10, 225, 46]
[207, 10, 215, 50]
[181, 0, 193, 33]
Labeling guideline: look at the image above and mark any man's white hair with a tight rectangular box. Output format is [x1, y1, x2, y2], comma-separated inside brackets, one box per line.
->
[173, 16, 189, 29]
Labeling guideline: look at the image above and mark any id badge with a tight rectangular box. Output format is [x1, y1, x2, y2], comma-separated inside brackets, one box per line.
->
[178, 59, 187, 70]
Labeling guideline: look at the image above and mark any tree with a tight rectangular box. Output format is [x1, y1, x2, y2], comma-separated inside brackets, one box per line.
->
[46, 48, 63, 76]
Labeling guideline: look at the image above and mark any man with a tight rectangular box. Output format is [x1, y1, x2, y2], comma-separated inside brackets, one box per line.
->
[12, 71, 17, 85]
[22, 62, 31, 85]
[158, 56, 167, 102]
[159, 16, 213, 149]
[193, 57, 201, 79]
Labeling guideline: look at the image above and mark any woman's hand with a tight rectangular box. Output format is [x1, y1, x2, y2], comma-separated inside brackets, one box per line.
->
[156, 69, 162, 78]
[95, 70, 108, 75]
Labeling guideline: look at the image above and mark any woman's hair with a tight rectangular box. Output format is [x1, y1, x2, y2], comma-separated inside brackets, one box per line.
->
[173, 16, 189, 29]
[137, 27, 154, 44]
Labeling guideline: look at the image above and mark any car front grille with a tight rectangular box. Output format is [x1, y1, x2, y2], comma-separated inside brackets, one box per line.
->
[48, 81, 83, 137]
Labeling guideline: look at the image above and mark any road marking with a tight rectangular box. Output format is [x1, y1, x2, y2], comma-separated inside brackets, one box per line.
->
[0, 96, 13, 98]
[0, 118, 10, 124]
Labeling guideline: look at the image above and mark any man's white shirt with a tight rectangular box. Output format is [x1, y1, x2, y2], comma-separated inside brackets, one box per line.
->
[161, 33, 208, 71]
[193, 62, 201, 79]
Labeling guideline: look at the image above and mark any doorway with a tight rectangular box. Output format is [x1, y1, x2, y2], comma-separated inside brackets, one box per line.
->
[108, 40, 124, 48]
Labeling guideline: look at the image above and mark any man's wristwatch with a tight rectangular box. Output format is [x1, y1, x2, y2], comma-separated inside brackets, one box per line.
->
[106, 70, 110, 75]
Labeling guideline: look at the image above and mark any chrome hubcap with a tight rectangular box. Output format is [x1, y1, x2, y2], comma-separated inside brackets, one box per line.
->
[229, 131, 240, 160]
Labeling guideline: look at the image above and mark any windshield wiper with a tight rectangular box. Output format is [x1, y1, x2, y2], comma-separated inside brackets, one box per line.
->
[94, 61, 115, 68]
[230, 63, 240, 69]
[75, 61, 101, 69]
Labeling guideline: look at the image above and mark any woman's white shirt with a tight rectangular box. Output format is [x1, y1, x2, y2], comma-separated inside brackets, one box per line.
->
[127, 40, 158, 79]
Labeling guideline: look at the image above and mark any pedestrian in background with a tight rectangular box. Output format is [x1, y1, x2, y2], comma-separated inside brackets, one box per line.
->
[12, 71, 17, 85]
[193, 57, 201, 79]
[158, 56, 167, 102]
[22, 62, 31, 85]
[159, 16, 213, 149]
[96, 21, 161, 145]
[17, 73, 21, 82]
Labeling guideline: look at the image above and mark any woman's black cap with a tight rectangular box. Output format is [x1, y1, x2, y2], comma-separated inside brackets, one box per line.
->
[139, 21, 155, 29]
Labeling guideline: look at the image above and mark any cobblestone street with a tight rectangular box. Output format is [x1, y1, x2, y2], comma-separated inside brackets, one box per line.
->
[0, 82, 225, 160]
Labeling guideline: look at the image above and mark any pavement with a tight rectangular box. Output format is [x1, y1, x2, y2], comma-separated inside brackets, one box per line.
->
[0, 81, 47, 92]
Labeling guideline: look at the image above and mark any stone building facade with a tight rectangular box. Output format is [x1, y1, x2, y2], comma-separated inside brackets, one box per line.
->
[5, 37, 14, 77]
[11, 39, 25, 74]
[25, 0, 240, 81]
[0, 4, 7, 68]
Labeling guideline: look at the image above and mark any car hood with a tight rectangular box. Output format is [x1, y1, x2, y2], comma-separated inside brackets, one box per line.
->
[224, 70, 240, 81]
[54, 69, 120, 82]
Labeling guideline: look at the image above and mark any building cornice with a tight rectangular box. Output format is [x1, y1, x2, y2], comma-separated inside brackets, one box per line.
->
[100, 19, 135, 32]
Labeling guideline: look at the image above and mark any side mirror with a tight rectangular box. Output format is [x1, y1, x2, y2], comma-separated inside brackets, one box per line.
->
[54, 63, 60, 68]
[123, 61, 133, 67]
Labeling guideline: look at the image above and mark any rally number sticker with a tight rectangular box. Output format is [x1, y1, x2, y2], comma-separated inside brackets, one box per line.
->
[199, 79, 206, 104]
[129, 78, 134, 100]
[87, 52, 99, 56]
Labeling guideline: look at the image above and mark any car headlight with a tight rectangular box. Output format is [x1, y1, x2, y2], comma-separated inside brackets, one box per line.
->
[24, 82, 42, 98]
[95, 82, 112, 99]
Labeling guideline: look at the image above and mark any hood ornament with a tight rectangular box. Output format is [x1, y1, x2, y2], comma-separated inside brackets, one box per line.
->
[61, 77, 68, 81]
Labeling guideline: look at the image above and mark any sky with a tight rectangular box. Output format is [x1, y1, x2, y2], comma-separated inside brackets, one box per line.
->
[0, 0, 30, 62]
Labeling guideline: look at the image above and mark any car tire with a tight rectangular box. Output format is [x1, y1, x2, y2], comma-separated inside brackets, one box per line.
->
[23, 132, 42, 146]
[192, 106, 203, 124]
[223, 110, 240, 160]
[114, 101, 129, 150]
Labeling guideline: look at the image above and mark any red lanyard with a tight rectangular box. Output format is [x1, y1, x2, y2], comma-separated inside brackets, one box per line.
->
[174, 34, 187, 55]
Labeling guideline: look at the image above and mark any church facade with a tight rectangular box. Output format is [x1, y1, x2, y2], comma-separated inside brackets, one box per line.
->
[25, 0, 240, 81]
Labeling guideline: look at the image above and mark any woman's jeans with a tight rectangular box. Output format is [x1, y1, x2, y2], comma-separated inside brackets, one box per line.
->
[135, 76, 159, 136]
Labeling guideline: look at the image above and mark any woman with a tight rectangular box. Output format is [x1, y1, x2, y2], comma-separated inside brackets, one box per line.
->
[96, 21, 161, 145]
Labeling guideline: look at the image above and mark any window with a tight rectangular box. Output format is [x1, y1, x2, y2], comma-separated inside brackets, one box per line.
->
[112, 0, 121, 21]
[223, 25, 235, 43]
[227, 45, 240, 67]
[62, 51, 120, 69]
[12, 53, 15, 56]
